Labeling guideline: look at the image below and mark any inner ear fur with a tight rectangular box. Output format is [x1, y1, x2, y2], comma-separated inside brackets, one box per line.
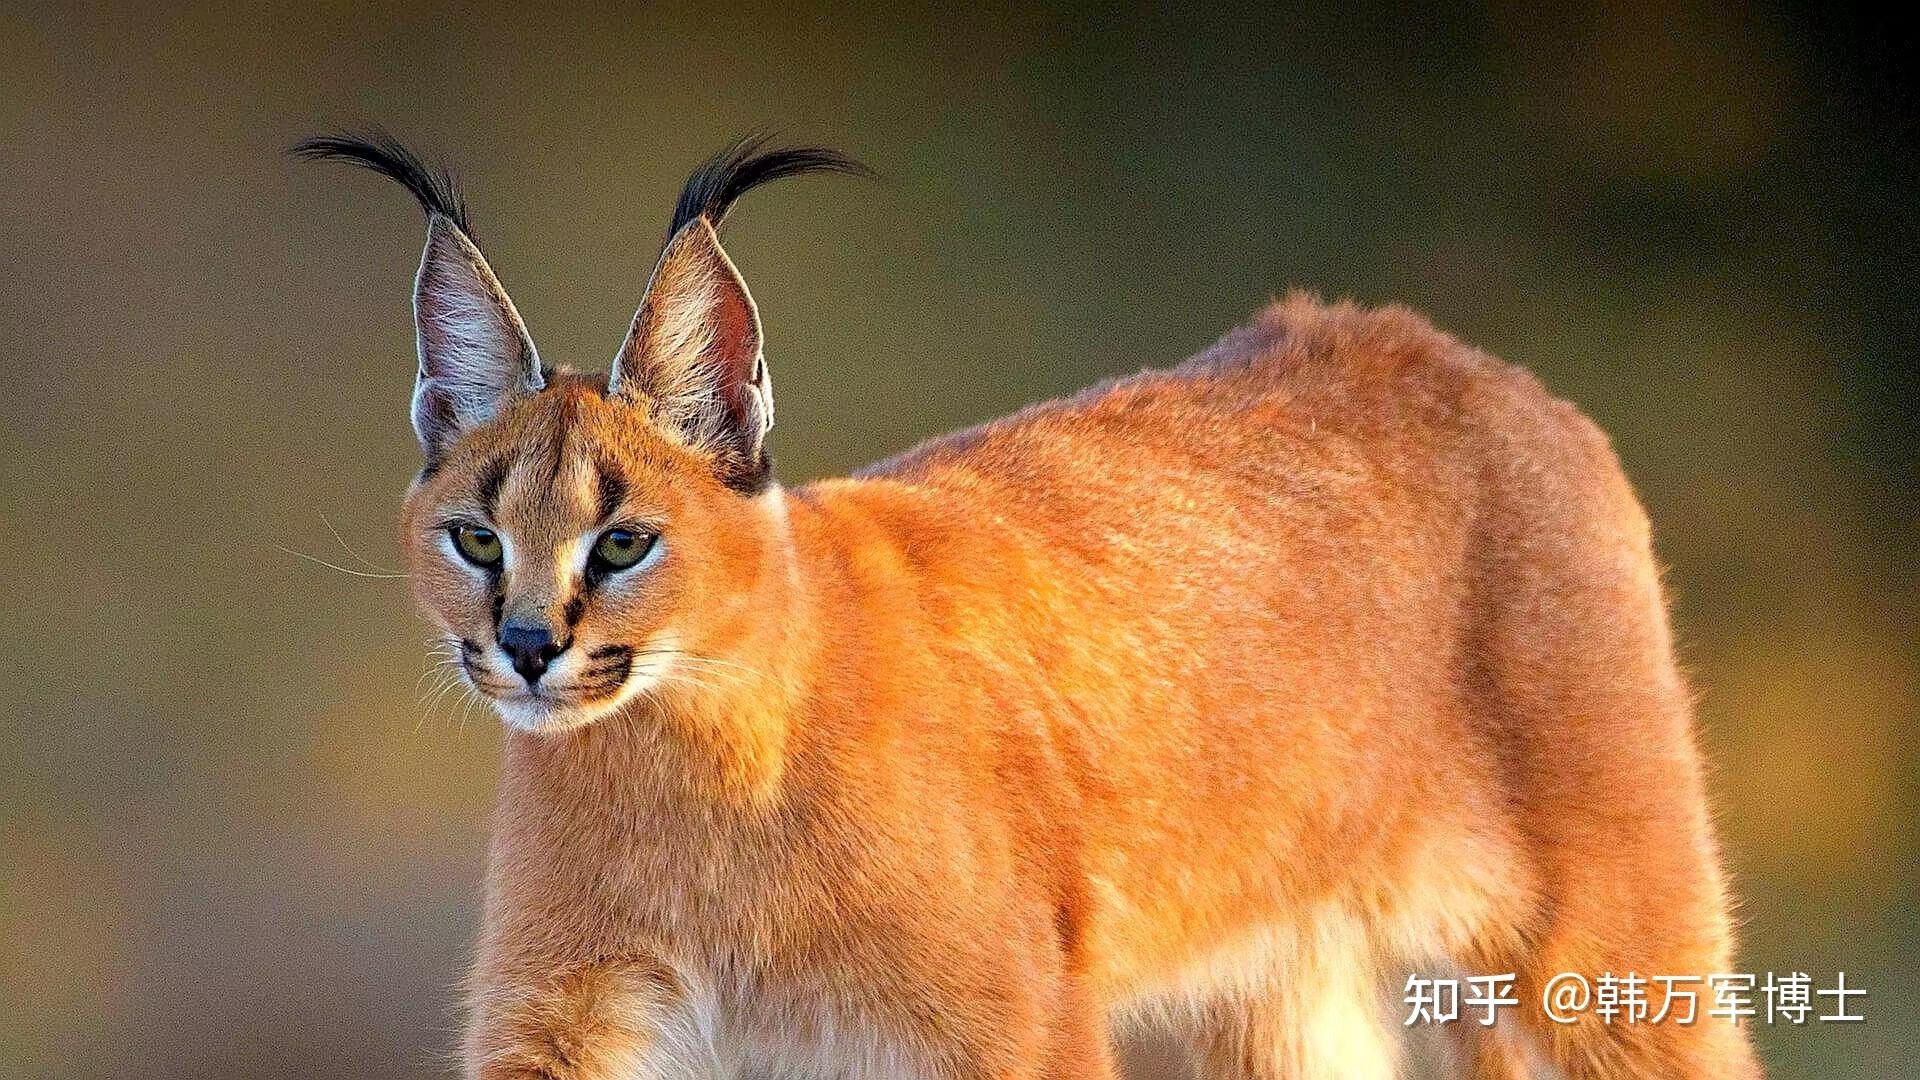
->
[610, 218, 773, 492]
[411, 217, 544, 456]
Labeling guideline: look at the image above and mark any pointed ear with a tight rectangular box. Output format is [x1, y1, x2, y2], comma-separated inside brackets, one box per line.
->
[609, 218, 772, 491]
[411, 217, 543, 454]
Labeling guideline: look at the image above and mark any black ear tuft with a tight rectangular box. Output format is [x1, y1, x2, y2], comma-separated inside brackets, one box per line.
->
[669, 135, 874, 239]
[291, 129, 474, 235]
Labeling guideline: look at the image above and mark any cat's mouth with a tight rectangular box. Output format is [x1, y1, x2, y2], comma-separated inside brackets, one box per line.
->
[455, 640, 639, 733]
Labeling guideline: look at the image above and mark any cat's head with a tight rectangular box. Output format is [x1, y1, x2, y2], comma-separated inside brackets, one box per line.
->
[297, 132, 866, 733]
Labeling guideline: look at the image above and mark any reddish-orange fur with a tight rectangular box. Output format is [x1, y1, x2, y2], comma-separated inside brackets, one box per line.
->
[402, 294, 1756, 1079]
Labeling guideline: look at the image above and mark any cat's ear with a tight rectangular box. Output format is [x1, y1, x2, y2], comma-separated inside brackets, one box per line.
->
[289, 132, 543, 457]
[409, 217, 543, 454]
[608, 217, 771, 491]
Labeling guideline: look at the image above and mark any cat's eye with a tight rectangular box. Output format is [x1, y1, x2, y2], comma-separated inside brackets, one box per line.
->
[450, 524, 503, 568]
[590, 528, 655, 572]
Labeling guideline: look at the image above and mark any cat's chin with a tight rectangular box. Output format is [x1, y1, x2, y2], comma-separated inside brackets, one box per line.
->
[488, 691, 630, 735]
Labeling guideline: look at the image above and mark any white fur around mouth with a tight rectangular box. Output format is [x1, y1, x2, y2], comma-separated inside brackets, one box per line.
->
[479, 673, 657, 734]
[489, 694, 591, 733]
[447, 636, 666, 734]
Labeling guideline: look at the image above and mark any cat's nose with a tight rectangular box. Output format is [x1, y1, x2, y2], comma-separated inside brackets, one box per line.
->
[497, 620, 567, 685]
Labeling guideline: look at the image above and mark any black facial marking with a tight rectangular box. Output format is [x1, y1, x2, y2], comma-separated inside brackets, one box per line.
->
[457, 639, 496, 685]
[542, 405, 568, 490]
[489, 590, 504, 630]
[477, 457, 508, 518]
[563, 592, 587, 629]
[574, 646, 633, 697]
[595, 459, 628, 523]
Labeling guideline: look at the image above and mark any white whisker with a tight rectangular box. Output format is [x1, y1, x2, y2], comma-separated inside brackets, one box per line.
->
[646, 671, 733, 697]
[276, 545, 410, 580]
[422, 670, 467, 726]
[457, 686, 484, 732]
[319, 512, 403, 574]
[671, 655, 770, 683]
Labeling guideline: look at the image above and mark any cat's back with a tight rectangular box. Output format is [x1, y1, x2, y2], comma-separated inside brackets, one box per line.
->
[854, 292, 1615, 556]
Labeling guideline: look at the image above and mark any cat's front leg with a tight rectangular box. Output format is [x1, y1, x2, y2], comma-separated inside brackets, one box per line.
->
[464, 953, 700, 1080]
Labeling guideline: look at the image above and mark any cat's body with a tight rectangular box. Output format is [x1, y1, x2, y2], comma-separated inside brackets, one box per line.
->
[463, 297, 1750, 1080]
[297, 135, 1757, 1079]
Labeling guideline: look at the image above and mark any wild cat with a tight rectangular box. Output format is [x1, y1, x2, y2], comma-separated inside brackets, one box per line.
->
[296, 132, 1758, 1080]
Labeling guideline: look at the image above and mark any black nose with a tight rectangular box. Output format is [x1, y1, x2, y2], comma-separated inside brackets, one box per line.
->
[497, 621, 566, 685]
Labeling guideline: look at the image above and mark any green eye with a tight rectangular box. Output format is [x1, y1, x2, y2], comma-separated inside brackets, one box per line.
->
[450, 525, 503, 567]
[591, 528, 654, 571]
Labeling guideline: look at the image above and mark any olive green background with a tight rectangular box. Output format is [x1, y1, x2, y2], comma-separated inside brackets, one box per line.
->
[1, 3, 1912, 1077]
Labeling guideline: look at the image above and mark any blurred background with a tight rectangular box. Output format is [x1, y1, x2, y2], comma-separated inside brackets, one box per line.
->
[1, 2, 1912, 1077]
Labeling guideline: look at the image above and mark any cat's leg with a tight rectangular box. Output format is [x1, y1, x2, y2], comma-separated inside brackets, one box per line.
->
[464, 953, 710, 1080]
[924, 972, 1119, 1080]
[1192, 989, 1397, 1080]
[1035, 974, 1122, 1080]
[914, 936, 1118, 1080]
[1190, 957, 1399, 1080]
[1501, 950, 1763, 1080]
[1444, 1022, 1535, 1080]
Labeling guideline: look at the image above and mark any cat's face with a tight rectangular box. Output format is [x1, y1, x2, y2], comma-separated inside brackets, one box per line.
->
[402, 374, 774, 733]
[297, 134, 861, 731]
